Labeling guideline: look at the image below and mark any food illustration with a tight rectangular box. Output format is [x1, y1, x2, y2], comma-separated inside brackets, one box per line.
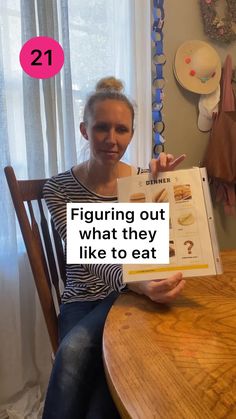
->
[152, 188, 168, 203]
[129, 192, 146, 202]
[174, 184, 192, 202]
[169, 240, 175, 257]
[178, 212, 195, 226]
[184, 240, 194, 254]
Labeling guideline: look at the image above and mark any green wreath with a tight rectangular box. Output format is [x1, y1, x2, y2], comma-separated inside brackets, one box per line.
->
[200, 0, 236, 43]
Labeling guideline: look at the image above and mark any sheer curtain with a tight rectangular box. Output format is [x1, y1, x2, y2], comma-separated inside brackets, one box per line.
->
[0, 0, 152, 417]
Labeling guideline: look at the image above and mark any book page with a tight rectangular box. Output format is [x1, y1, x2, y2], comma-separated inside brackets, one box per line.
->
[118, 167, 222, 282]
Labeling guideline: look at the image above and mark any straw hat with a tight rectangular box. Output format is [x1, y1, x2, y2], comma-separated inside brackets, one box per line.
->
[174, 40, 221, 94]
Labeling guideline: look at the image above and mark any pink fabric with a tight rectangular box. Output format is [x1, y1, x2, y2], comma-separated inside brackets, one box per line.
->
[221, 54, 235, 112]
[203, 54, 236, 215]
[212, 180, 236, 216]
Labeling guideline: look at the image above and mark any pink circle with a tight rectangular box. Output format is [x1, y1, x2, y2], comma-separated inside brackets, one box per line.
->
[19, 36, 64, 79]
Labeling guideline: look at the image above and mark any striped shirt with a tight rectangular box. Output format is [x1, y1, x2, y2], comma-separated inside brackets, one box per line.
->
[43, 167, 147, 303]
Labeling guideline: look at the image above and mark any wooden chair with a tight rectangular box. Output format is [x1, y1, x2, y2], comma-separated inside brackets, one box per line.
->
[4, 166, 66, 355]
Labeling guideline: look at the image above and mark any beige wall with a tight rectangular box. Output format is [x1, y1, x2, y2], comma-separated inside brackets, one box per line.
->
[161, 0, 236, 249]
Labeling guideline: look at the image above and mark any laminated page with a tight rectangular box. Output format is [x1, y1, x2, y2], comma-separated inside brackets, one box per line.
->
[117, 167, 222, 282]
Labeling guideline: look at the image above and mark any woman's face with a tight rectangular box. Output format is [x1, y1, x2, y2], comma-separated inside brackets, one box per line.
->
[81, 99, 134, 166]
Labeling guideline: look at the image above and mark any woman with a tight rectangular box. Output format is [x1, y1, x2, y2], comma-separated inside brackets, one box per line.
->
[42, 77, 186, 419]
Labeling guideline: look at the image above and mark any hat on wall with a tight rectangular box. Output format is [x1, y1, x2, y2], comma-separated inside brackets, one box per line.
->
[174, 40, 221, 94]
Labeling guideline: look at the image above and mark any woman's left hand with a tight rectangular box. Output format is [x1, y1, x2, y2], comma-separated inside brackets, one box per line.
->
[149, 153, 186, 178]
[127, 272, 185, 304]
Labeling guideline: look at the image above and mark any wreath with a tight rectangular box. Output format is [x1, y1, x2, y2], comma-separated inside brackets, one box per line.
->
[200, 0, 236, 43]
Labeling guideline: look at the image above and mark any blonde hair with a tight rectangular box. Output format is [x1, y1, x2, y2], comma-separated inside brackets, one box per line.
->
[95, 76, 124, 92]
[83, 76, 134, 127]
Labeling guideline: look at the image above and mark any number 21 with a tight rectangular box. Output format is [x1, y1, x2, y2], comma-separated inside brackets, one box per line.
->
[31, 49, 52, 66]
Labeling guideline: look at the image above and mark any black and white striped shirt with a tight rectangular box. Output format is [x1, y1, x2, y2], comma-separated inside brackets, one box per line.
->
[43, 167, 147, 303]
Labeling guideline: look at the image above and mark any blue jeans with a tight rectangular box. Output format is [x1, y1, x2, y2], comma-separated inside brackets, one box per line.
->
[42, 291, 120, 419]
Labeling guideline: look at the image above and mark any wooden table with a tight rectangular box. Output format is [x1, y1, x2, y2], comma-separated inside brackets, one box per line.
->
[103, 250, 236, 419]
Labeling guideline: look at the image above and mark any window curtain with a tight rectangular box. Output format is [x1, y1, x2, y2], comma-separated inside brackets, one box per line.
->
[0, 0, 152, 417]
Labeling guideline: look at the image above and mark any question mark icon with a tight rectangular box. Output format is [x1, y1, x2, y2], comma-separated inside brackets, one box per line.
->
[184, 240, 194, 254]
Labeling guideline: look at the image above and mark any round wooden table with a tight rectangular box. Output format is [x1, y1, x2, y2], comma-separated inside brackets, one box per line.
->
[103, 250, 236, 419]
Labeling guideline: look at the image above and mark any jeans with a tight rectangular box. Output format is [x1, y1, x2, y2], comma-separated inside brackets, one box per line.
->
[42, 291, 120, 419]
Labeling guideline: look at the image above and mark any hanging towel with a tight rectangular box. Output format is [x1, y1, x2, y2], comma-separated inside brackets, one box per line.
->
[203, 54, 236, 215]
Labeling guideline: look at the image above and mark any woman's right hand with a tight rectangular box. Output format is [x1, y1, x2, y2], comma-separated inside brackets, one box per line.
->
[127, 272, 185, 304]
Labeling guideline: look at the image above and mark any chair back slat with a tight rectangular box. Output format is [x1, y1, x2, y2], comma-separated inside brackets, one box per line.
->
[51, 219, 66, 286]
[38, 199, 61, 305]
[4, 166, 63, 354]
[17, 179, 48, 201]
[27, 200, 47, 263]
[27, 200, 55, 293]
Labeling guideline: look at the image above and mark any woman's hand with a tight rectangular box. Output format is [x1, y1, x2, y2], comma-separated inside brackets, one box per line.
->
[149, 153, 186, 179]
[127, 272, 185, 304]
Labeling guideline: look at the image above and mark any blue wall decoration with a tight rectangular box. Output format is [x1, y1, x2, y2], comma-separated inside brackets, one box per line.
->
[152, 0, 166, 157]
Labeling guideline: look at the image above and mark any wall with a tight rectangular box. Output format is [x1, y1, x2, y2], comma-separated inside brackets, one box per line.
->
[162, 0, 236, 249]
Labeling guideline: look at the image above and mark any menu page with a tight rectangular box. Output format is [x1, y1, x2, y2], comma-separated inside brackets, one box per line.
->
[117, 167, 222, 282]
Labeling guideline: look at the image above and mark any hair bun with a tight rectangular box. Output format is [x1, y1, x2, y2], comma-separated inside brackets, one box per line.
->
[95, 76, 124, 93]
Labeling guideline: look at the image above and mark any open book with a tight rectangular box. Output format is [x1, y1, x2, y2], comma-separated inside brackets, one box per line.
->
[117, 167, 222, 283]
